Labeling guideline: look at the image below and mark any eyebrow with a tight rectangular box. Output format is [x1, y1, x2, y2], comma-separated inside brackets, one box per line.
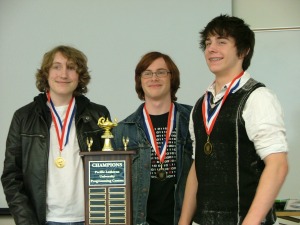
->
[145, 68, 168, 71]
[206, 35, 229, 41]
[217, 36, 229, 40]
[52, 61, 76, 66]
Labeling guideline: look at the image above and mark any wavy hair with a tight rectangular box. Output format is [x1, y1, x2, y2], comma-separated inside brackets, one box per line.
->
[35, 45, 90, 96]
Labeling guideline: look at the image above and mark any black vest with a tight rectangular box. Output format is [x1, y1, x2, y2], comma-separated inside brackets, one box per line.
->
[192, 79, 276, 225]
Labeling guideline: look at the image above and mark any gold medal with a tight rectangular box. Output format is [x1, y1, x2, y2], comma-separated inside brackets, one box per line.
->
[204, 142, 212, 155]
[55, 156, 65, 168]
[202, 72, 244, 157]
[47, 93, 75, 169]
[157, 169, 167, 181]
[156, 163, 167, 181]
[204, 136, 213, 155]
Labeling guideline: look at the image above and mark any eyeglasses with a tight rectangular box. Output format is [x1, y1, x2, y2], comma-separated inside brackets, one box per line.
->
[141, 69, 171, 79]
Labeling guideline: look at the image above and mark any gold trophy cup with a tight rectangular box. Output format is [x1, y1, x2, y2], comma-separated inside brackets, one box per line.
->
[97, 117, 118, 151]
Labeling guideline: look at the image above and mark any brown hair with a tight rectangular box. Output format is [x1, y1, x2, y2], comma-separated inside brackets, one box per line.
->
[135, 51, 180, 101]
[35, 45, 90, 96]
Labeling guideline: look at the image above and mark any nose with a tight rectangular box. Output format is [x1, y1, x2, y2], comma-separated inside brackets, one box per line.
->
[151, 73, 159, 80]
[59, 67, 68, 78]
[206, 42, 217, 53]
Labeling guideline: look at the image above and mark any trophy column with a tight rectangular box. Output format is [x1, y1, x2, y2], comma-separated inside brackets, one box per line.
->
[80, 151, 135, 225]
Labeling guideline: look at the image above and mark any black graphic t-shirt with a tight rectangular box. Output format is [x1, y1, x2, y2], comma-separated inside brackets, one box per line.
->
[146, 112, 177, 225]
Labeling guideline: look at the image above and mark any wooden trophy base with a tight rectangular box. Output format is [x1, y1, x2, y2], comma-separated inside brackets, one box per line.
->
[80, 150, 135, 225]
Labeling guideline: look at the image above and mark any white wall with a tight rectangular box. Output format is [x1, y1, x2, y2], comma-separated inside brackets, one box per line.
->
[233, 0, 300, 29]
[1, 1, 300, 223]
[0, 0, 231, 211]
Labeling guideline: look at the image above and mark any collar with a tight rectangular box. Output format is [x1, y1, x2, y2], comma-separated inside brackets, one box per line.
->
[207, 71, 251, 104]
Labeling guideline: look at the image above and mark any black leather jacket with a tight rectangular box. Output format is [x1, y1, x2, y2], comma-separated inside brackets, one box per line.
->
[1, 93, 110, 225]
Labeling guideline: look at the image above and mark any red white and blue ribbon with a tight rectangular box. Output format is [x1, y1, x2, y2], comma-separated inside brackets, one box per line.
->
[143, 103, 176, 163]
[202, 71, 244, 135]
[47, 92, 76, 152]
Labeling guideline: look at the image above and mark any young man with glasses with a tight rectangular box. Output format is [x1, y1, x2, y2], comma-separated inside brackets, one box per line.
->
[179, 14, 288, 225]
[112, 51, 193, 225]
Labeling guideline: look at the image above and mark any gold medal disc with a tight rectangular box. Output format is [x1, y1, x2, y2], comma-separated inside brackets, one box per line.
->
[55, 156, 65, 168]
[204, 141, 213, 155]
[157, 169, 167, 181]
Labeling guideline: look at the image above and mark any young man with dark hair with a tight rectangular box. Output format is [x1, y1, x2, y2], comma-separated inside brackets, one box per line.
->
[179, 15, 288, 225]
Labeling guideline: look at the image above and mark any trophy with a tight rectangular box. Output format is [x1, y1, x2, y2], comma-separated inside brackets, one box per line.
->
[86, 137, 93, 152]
[122, 136, 129, 151]
[97, 117, 118, 151]
[81, 117, 135, 225]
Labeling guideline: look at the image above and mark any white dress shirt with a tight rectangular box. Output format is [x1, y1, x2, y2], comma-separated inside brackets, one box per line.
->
[189, 71, 288, 160]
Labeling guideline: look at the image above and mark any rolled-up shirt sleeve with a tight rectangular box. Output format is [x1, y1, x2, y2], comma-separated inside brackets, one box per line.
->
[243, 87, 288, 159]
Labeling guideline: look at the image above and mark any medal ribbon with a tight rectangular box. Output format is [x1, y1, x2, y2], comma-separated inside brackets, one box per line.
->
[143, 103, 176, 163]
[202, 71, 244, 136]
[47, 92, 76, 152]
